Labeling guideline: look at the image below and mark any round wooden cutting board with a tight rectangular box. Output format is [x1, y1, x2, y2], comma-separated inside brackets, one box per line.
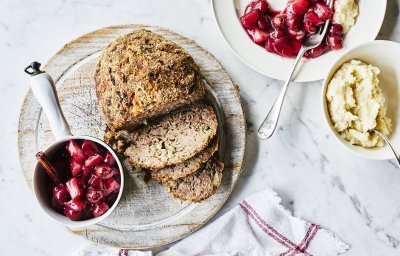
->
[18, 25, 246, 248]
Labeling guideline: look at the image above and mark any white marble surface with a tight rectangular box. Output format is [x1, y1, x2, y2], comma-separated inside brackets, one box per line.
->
[1, 0, 400, 255]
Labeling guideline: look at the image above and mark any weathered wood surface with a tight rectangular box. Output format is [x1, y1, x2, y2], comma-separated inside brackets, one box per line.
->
[18, 25, 246, 249]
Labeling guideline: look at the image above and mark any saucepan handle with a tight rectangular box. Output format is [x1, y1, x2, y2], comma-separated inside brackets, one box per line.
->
[25, 62, 72, 140]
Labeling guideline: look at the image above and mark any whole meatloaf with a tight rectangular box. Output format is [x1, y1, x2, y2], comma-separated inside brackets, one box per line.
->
[124, 103, 218, 170]
[162, 156, 224, 203]
[151, 138, 218, 182]
[95, 29, 206, 131]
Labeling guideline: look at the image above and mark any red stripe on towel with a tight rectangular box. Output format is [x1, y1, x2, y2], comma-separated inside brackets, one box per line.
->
[239, 201, 312, 256]
[239, 202, 293, 250]
[280, 224, 319, 256]
[241, 200, 312, 256]
[119, 249, 129, 256]
[300, 225, 320, 254]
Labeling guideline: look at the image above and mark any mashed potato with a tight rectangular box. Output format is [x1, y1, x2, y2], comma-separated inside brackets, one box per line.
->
[334, 0, 359, 33]
[326, 60, 391, 148]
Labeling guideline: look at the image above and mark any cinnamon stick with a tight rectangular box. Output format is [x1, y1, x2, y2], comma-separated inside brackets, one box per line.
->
[36, 151, 62, 184]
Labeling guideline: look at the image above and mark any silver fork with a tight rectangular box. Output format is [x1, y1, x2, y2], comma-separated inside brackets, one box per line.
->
[371, 129, 400, 169]
[258, 0, 334, 140]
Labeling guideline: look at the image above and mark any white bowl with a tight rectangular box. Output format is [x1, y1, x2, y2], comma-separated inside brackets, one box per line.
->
[321, 40, 400, 160]
[212, 0, 387, 82]
[33, 135, 124, 228]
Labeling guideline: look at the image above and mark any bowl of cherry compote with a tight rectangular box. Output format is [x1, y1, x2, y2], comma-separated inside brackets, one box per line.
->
[33, 137, 124, 227]
[240, 0, 344, 58]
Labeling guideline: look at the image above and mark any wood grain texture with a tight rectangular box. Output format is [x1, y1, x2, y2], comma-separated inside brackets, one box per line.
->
[18, 25, 246, 249]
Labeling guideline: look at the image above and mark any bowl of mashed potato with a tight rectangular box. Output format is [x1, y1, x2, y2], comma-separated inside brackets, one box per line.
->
[322, 41, 400, 160]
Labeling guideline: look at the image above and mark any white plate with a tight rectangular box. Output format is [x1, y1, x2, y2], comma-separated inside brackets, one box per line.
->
[212, 0, 387, 82]
[321, 41, 400, 160]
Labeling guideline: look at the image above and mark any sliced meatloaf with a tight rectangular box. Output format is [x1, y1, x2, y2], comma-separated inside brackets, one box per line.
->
[95, 29, 206, 131]
[151, 138, 218, 182]
[104, 128, 127, 155]
[124, 103, 218, 170]
[162, 156, 224, 202]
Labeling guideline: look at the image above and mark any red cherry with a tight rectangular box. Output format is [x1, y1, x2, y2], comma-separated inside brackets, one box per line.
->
[273, 37, 296, 57]
[52, 184, 71, 205]
[64, 207, 82, 221]
[265, 38, 276, 53]
[51, 197, 64, 212]
[252, 0, 269, 14]
[93, 165, 114, 179]
[247, 28, 269, 44]
[288, 29, 306, 41]
[86, 187, 104, 204]
[82, 165, 92, 177]
[272, 14, 286, 29]
[76, 177, 87, 191]
[65, 198, 86, 212]
[103, 177, 121, 197]
[329, 24, 344, 36]
[92, 202, 110, 218]
[81, 140, 100, 157]
[66, 140, 86, 164]
[304, 11, 324, 26]
[305, 43, 328, 58]
[66, 177, 83, 199]
[304, 20, 317, 34]
[240, 10, 260, 29]
[257, 16, 268, 30]
[327, 35, 344, 50]
[270, 29, 285, 39]
[314, 2, 333, 21]
[85, 154, 104, 167]
[69, 159, 82, 177]
[244, 1, 255, 14]
[292, 40, 302, 55]
[103, 151, 116, 165]
[287, 0, 310, 15]
[88, 175, 105, 190]
[286, 16, 302, 31]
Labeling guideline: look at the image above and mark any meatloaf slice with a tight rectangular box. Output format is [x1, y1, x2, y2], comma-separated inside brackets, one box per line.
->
[95, 29, 206, 131]
[124, 103, 218, 170]
[151, 138, 218, 182]
[162, 156, 224, 202]
[104, 128, 128, 155]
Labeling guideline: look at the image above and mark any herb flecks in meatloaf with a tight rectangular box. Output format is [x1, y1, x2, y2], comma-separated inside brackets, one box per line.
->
[95, 29, 205, 131]
[163, 156, 224, 203]
[124, 103, 218, 171]
[151, 138, 218, 182]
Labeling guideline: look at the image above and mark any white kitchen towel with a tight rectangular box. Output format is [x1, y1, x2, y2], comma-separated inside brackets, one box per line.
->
[74, 188, 349, 256]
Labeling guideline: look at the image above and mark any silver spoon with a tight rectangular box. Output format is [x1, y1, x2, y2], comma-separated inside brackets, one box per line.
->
[258, 0, 334, 140]
[371, 129, 400, 168]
